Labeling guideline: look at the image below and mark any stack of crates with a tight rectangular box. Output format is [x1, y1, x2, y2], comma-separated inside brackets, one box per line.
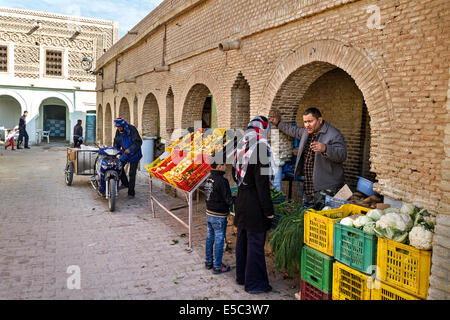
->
[300, 204, 368, 300]
[331, 205, 378, 300]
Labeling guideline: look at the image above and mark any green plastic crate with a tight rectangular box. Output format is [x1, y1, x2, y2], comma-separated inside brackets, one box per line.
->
[300, 245, 334, 294]
[333, 222, 378, 275]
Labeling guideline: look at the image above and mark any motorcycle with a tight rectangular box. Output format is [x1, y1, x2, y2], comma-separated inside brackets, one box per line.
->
[90, 147, 123, 212]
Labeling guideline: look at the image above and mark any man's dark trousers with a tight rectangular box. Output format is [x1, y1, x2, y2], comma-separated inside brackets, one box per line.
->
[120, 161, 138, 196]
[18, 129, 29, 148]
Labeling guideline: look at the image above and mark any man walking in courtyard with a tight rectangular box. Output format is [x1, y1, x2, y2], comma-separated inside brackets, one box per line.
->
[73, 119, 83, 148]
[271, 107, 347, 210]
[113, 118, 142, 199]
[17, 111, 29, 149]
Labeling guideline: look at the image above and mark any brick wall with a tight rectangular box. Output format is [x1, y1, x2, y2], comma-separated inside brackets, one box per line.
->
[95, 0, 450, 298]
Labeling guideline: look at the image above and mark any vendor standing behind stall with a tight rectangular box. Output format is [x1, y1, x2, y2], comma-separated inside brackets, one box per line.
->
[232, 116, 275, 294]
[271, 107, 347, 210]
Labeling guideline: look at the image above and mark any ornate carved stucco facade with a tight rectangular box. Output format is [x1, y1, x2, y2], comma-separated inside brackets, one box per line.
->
[95, 0, 449, 299]
[0, 7, 118, 144]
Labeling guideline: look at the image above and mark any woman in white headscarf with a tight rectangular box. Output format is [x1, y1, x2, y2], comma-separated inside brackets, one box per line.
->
[232, 116, 275, 294]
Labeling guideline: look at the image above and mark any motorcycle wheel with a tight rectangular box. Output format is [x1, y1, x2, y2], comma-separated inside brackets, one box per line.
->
[65, 162, 74, 186]
[109, 179, 117, 212]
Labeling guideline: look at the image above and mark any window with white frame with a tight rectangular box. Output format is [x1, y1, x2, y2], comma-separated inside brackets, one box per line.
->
[0, 45, 7, 72]
[45, 49, 63, 76]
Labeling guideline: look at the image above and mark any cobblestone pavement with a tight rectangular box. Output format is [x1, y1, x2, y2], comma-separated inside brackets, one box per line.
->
[0, 143, 297, 300]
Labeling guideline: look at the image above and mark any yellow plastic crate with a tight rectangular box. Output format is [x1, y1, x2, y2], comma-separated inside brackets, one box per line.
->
[372, 281, 420, 300]
[304, 204, 369, 256]
[376, 238, 431, 299]
[145, 157, 165, 177]
[332, 262, 373, 300]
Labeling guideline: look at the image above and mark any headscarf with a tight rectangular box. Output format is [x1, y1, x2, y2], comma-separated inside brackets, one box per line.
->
[233, 116, 276, 187]
[114, 117, 130, 135]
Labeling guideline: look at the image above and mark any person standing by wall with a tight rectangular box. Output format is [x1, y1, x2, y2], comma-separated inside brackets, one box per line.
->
[204, 152, 234, 274]
[113, 118, 142, 199]
[73, 119, 83, 148]
[17, 111, 29, 149]
[271, 107, 347, 210]
[232, 116, 275, 294]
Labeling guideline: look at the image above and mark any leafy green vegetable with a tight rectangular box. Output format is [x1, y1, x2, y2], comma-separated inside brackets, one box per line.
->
[269, 208, 305, 277]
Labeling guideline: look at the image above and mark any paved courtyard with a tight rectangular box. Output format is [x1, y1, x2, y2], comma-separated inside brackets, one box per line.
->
[0, 143, 297, 300]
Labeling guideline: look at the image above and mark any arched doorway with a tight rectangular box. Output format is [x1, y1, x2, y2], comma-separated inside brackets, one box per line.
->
[269, 61, 374, 194]
[104, 103, 113, 145]
[142, 93, 160, 137]
[118, 97, 130, 123]
[295, 67, 373, 187]
[0, 95, 22, 131]
[133, 96, 138, 126]
[182, 84, 217, 129]
[97, 104, 103, 143]
[38, 97, 69, 141]
[231, 72, 250, 130]
[166, 87, 174, 139]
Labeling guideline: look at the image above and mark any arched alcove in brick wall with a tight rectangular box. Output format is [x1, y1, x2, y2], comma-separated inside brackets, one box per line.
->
[180, 70, 222, 129]
[262, 39, 393, 196]
[181, 84, 215, 129]
[166, 87, 175, 139]
[231, 72, 251, 130]
[118, 97, 130, 123]
[294, 68, 374, 189]
[104, 103, 113, 146]
[97, 104, 103, 143]
[142, 93, 160, 137]
[133, 96, 138, 127]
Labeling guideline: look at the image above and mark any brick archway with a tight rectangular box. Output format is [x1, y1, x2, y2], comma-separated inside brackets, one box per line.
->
[260, 39, 393, 194]
[118, 97, 130, 123]
[260, 39, 393, 125]
[180, 70, 221, 129]
[104, 103, 113, 145]
[97, 104, 103, 143]
[142, 92, 160, 137]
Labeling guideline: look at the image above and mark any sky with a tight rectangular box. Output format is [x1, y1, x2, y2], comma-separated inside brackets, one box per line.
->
[0, 0, 164, 38]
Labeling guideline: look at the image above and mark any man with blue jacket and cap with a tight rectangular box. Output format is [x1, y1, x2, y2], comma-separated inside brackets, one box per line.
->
[113, 118, 143, 198]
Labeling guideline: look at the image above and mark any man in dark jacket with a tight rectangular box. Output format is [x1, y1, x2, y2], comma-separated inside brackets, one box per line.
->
[73, 120, 83, 148]
[204, 152, 234, 274]
[271, 107, 347, 210]
[17, 111, 29, 149]
[113, 118, 143, 198]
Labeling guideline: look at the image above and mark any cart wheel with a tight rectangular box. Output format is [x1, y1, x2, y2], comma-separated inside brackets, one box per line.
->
[65, 162, 74, 186]
[109, 179, 117, 212]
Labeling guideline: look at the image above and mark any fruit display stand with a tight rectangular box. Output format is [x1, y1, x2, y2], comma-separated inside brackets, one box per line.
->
[145, 128, 229, 249]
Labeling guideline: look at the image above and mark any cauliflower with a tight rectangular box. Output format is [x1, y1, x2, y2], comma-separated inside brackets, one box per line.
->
[383, 207, 400, 214]
[340, 217, 354, 227]
[400, 203, 417, 217]
[363, 221, 376, 235]
[340, 215, 360, 228]
[409, 225, 433, 250]
[366, 209, 384, 221]
[374, 212, 413, 243]
[353, 216, 373, 229]
[376, 212, 413, 232]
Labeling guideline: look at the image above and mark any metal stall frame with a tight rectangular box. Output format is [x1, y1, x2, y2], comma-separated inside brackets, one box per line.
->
[149, 172, 211, 249]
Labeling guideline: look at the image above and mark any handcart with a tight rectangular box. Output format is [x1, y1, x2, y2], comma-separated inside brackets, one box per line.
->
[65, 147, 99, 185]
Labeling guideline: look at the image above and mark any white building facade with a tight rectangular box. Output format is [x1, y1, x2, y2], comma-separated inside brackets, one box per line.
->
[0, 7, 118, 144]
